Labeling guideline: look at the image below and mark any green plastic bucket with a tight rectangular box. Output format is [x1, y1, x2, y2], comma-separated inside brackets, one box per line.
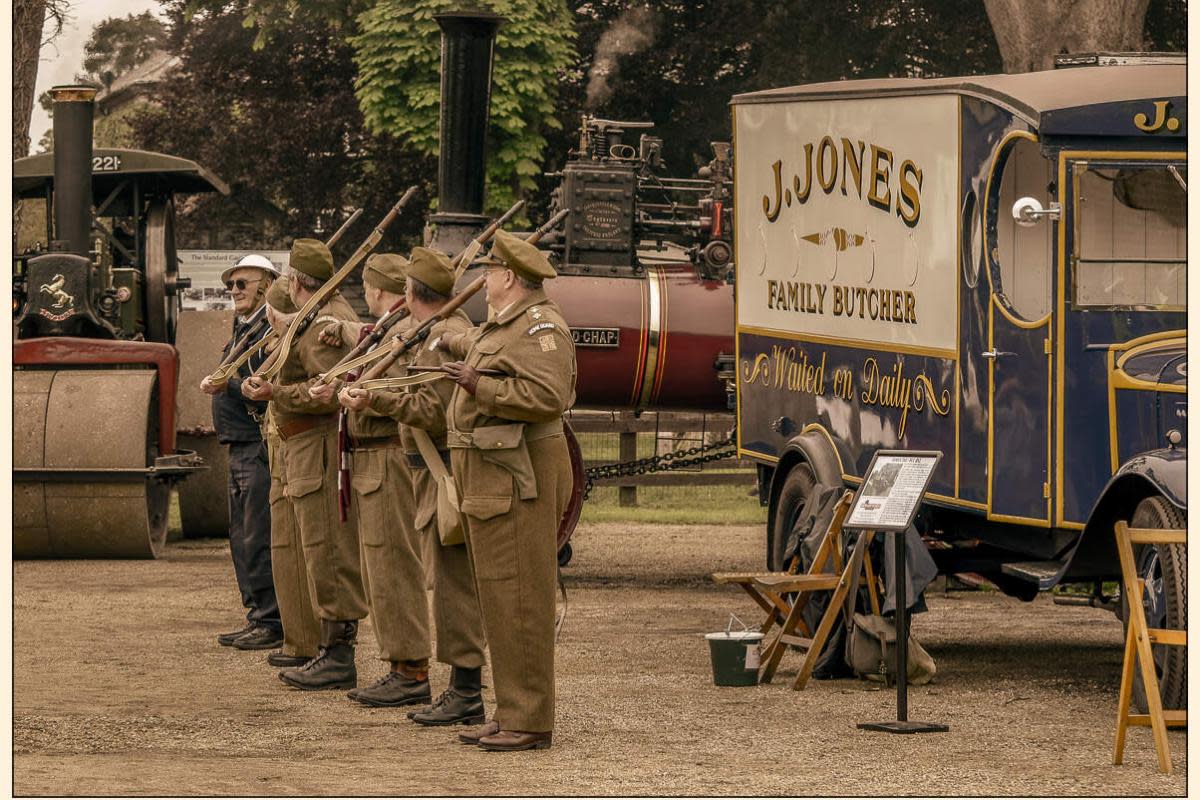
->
[705, 630, 764, 686]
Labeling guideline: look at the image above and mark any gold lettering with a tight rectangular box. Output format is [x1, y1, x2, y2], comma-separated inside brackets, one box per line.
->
[793, 143, 814, 203]
[867, 145, 893, 212]
[840, 138, 865, 197]
[762, 159, 784, 222]
[786, 281, 799, 312]
[905, 292, 917, 324]
[817, 136, 838, 194]
[897, 160, 922, 227]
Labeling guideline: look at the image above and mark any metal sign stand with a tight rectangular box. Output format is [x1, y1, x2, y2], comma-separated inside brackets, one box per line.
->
[841, 450, 948, 735]
[856, 527, 948, 734]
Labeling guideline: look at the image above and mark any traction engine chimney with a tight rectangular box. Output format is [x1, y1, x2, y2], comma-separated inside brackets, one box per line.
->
[427, 11, 505, 256]
[50, 85, 97, 257]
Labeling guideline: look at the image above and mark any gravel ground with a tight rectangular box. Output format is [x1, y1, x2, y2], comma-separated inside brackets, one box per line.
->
[13, 521, 1188, 795]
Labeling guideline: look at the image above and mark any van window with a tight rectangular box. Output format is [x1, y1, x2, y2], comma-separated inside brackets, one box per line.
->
[994, 138, 1053, 321]
[1072, 162, 1186, 309]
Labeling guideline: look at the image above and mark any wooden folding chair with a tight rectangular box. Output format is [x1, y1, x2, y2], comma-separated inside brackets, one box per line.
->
[1113, 521, 1187, 775]
[756, 525, 880, 690]
[712, 491, 853, 642]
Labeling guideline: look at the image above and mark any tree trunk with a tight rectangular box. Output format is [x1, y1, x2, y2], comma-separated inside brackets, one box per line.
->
[13, 0, 47, 160]
[982, 0, 1151, 73]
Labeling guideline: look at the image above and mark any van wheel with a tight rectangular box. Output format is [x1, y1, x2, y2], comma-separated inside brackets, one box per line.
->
[768, 462, 816, 570]
[1122, 495, 1187, 712]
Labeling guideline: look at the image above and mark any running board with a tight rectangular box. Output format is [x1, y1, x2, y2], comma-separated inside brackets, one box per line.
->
[999, 560, 1063, 591]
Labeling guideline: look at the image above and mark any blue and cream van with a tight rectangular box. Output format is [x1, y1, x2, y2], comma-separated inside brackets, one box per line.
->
[732, 55, 1185, 704]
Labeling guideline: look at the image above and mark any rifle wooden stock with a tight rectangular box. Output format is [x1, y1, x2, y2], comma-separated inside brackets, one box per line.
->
[349, 208, 571, 387]
[255, 186, 418, 380]
[316, 199, 529, 385]
[206, 208, 363, 384]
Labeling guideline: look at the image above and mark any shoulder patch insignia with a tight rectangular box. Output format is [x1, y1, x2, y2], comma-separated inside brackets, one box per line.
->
[528, 321, 556, 336]
[538, 334, 557, 352]
[528, 306, 543, 320]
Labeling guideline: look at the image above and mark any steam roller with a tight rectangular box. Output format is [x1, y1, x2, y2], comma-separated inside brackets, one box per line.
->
[12, 85, 229, 558]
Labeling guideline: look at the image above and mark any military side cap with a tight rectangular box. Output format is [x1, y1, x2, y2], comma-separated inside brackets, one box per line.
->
[289, 238, 334, 280]
[363, 252, 409, 294]
[488, 228, 556, 281]
[265, 279, 298, 313]
[406, 247, 456, 295]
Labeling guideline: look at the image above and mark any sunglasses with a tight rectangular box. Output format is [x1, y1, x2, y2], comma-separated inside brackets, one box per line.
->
[224, 278, 263, 291]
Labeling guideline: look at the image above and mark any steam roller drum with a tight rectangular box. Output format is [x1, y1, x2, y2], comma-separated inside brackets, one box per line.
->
[174, 309, 234, 538]
[14, 368, 170, 558]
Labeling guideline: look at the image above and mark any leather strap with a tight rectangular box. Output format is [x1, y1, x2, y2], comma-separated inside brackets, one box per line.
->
[277, 414, 337, 440]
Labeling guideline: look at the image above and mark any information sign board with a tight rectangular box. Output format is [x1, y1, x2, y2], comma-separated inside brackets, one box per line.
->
[844, 450, 942, 532]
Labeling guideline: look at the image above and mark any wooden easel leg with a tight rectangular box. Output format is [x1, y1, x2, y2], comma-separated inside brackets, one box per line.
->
[1113, 619, 1136, 766]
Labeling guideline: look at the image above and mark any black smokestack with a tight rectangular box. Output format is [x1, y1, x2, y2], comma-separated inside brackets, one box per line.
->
[428, 11, 504, 255]
[50, 85, 97, 257]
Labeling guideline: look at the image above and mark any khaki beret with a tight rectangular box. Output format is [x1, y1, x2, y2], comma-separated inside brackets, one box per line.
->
[289, 238, 334, 281]
[363, 253, 409, 294]
[265, 279, 298, 314]
[486, 228, 556, 282]
[405, 246, 456, 296]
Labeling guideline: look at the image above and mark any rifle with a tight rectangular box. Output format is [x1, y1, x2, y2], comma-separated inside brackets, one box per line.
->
[347, 208, 569, 390]
[315, 200, 527, 386]
[253, 186, 418, 381]
[205, 207, 363, 385]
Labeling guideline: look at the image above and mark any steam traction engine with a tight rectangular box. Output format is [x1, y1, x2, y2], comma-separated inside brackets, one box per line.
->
[12, 85, 228, 557]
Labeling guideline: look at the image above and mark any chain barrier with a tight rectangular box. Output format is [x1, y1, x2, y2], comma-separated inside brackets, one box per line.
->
[582, 433, 737, 501]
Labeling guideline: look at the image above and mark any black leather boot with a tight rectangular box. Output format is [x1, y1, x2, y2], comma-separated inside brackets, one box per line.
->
[279, 620, 357, 691]
[410, 666, 485, 726]
[352, 669, 432, 707]
[267, 652, 312, 668]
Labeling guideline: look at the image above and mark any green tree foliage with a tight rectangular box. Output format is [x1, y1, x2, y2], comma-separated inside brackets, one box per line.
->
[132, 2, 433, 255]
[81, 12, 169, 90]
[352, 0, 576, 213]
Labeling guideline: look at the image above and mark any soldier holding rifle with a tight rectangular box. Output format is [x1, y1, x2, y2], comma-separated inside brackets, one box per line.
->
[259, 279, 323, 668]
[241, 239, 368, 691]
[309, 252, 439, 708]
[337, 248, 487, 724]
[438, 229, 577, 751]
[199, 254, 284, 651]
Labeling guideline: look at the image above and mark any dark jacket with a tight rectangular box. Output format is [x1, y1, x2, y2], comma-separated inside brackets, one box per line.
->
[213, 304, 271, 443]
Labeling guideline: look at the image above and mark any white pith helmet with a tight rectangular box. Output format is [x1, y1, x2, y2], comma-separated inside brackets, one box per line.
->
[221, 253, 281, 283]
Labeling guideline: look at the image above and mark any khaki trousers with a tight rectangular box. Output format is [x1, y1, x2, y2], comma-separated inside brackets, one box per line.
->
[278, 426, 367, 622]
[268, 435, 320, 657]
[413, 467, 486, 669]
[352, 445, 430, 663]
[453, 434, 570, 733]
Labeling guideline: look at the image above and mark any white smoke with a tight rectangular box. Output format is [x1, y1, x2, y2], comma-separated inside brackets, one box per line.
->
[585, 6, 659, 109]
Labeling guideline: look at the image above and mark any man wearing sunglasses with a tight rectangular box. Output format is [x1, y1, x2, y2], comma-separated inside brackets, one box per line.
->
[200, 253, 284, 651]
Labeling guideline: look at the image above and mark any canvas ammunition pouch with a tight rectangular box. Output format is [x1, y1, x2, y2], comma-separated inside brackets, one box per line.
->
[411, 428, 465, 546]
[447, 419, 563, 501]
[843, 541, 935, 685]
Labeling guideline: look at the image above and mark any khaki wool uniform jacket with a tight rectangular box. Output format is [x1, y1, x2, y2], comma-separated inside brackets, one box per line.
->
[444, 289, 577, 733]
[265, 408, 321, 657]
[368, 310, 485, 670]
[342, 316, 431, 664]
[270, 292, 368, 622]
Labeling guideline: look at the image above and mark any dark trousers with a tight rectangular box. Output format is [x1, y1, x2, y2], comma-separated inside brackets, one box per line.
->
[228, 441, 280, 628]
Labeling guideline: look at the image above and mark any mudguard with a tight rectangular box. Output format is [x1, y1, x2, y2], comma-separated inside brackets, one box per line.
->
[1060, 447, 1186, 581]
[765, 427, 847, 548]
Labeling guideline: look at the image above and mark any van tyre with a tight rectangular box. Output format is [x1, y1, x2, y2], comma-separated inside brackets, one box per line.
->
[769, 462, 817, 571]
[1123, 495, 1186, 712]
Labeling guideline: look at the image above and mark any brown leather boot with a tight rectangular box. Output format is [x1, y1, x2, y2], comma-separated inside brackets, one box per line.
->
[477, 730, 553, 751]
[457, 719, 500, 745]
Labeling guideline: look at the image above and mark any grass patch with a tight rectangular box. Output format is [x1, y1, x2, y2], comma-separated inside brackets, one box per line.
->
[581, 482, 767, 525]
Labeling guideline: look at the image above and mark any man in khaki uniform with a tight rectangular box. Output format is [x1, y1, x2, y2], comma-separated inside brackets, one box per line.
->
[310, 253, 434, 708]
[339, 247, 486, 725]
[242, 238, 368, 691]
[261, 280, 321, 668]
[439, 229, 577, 751]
